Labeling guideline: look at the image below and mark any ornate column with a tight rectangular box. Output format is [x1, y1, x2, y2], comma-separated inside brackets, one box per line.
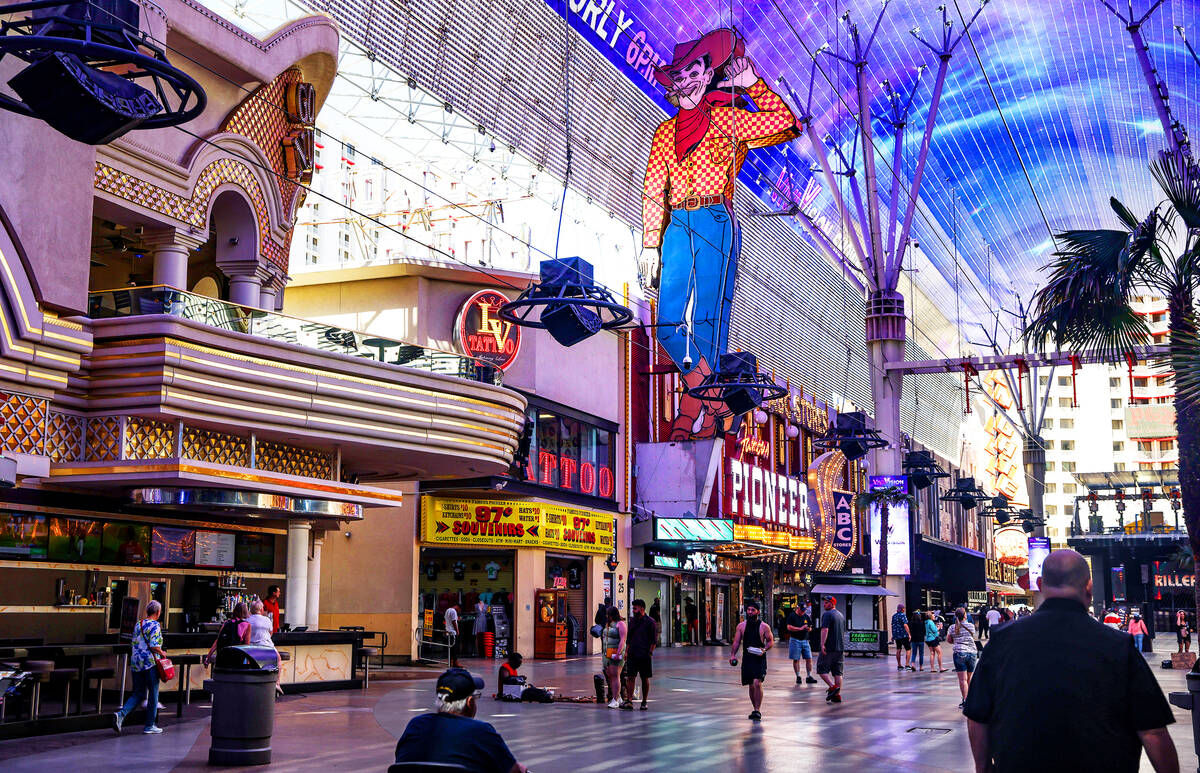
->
[259, 264, 288, 312]
[144, 230, 203, 290]
[286, 521, 311, 628]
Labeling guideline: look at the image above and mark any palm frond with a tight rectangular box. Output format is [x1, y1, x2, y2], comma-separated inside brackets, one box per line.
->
[1025, 227, 1151, 357]
[856, 485, 914, 508]
[1151, 150, 1200, 231]
[1169, 321, 1200, 406]
[1111, 197, 1140, 230]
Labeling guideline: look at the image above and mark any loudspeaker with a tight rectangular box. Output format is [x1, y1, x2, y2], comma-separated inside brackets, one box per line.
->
[838, 438, 871, 462]
[835, 411, 870, 434]
[539, 257, 594, 288]
[541, 302, 601, 346]
[9, 51, 161, 144]
[718, 351, 759, 377]
[722, 385, 762, 416]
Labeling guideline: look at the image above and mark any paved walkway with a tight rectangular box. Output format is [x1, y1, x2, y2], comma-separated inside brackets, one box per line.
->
[0, 645, 1194, 771]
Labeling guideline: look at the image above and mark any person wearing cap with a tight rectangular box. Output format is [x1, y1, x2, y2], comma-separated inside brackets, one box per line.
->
[817, 595, 846, 703]
[729, 600, 774, 721]
[394, 668, 526, 773]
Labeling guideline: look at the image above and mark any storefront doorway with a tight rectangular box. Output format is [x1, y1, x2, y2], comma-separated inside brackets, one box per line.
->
[419, 547, 515, 658]
[545, 554, 589, 654]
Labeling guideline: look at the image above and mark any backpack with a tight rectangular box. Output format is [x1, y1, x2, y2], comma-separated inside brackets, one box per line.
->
[215, 618, 244, 650]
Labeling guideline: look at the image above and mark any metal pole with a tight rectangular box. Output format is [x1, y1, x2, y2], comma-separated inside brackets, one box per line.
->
[855, 60, 885, 286]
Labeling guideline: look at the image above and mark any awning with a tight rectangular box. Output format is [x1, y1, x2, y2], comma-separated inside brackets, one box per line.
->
[987, 582, 1025, 595]
[812, 583, 897, 597]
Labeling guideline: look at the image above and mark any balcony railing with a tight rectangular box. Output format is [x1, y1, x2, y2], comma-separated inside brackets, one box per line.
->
[87, 286, 502, 385]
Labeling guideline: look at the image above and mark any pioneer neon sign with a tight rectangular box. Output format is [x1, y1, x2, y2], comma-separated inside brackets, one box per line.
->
[725, 457, 810, 530]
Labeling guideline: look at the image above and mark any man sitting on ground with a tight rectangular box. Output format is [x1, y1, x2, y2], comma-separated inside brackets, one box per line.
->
[394, 668, 527, 773]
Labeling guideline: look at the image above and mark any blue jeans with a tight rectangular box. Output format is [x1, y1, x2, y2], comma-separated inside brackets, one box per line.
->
[912, 639, 925, 668]
[656, 204, 740, 375]
[118, 666, 160, 730]
[1134, 633, 1144, 652]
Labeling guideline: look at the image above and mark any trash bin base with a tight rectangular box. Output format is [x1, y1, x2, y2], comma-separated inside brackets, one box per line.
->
[209, 745, 271, 766]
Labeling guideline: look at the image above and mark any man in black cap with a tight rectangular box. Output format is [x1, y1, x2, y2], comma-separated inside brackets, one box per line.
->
[394, 668, 526, 773]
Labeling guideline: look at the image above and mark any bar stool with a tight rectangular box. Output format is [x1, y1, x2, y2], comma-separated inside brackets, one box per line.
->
[339, 627, 374, 688]
[84, 666, 115, 713]
[48, 667, 80, 717]
[22, 661, 53, 720]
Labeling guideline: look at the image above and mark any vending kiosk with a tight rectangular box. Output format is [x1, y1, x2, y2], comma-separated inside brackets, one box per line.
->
[490, 605, 511, 659]
[534, 588, 568, 659]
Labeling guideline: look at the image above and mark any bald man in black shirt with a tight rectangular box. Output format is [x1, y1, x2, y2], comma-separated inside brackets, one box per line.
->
[964, 549, 1178, 773]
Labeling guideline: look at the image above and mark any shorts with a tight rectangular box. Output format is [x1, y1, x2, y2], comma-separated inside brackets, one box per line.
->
[1179, 630, 1191, 644]
[740, 654, 767, 685]
[816, 651, 844, 677]
[894, 636, 911, 651]
[789, 638, 812, 660]
[626, 654, 653, 680]
[953, 652, 977, 673]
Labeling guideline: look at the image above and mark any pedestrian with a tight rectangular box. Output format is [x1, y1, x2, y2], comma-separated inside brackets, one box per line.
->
[985, 606, 1001, 640]
[112, 600, 165, 735]
[602, 606, 627, 709]
[924, 611, 945, 672]
[649, 598, 662, 629]
[394, 667, 527, 773]
[909, 607, 926, 671]
[444, 600, 461, 667]
[947, 607, 978, 708]
[685, 597, 698, 644]
[1129, 614, 1149, 654]
[1177, 610, 1191, 654]
[786, 602, 817, 684]
[623, 599, 657, 710]
[976, 605, 989, 640]
[204, 601, 251, 665]
[729, 600, 773, 720]
[262, 585, 281, 634]
[964, 549, 1178, 773]
[891, 603, 913, 671]
[247, 600, 284, 696]
[474, 598, 490, 658]
[817, 595, 846, 703]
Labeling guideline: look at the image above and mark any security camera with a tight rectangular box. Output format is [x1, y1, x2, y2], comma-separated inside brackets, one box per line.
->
[683, 354, 693, 369]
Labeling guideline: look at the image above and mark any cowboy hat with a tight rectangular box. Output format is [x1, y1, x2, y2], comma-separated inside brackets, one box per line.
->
[653, 28, 745, 89]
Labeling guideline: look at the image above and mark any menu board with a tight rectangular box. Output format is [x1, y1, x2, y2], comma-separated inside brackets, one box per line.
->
[0, 513, 47, 558]
[151, 526, 195, 566]
[195, 530, 235, 568]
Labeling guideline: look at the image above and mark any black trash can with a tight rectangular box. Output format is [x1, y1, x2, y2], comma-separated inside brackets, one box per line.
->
[204, 645, 279, 766]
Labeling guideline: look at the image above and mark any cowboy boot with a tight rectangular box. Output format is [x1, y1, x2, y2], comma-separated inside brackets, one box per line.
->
[669, 357, 718, 440]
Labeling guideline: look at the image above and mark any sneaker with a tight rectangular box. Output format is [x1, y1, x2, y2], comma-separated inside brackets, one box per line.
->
[619, 701, 634, 711]
[830, 693, 842, 703]
[112, 712, 123, 735]
[806, 676, 818, 684]
[958, 700, 966, 709]
[748, 710, 761, 721]
[825, 688, 835, 703]
[640, 703, 648, 711]
[796, 675, 803, 685]
[607, 699, 620, 709]
[143, 726, 164, 735]
[908, 666, 916, 671]
[897, 666, 905, 671]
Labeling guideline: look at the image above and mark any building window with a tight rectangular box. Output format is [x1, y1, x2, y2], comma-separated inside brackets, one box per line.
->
[1061, 418, 1074, 429]
[1044, 440, 1054, 450]
[1064, 504, 1074, 515]
[1057, 376, 1069, 387]
[1061, 440, 1075, 451]
[1138, 440, 1154, 452]
[1045, 461, 1056, 471]
[1062, 461, 1076, 472]
[1063, 483, 1077, 494]
[1114, 462, 1126, 471]
[1045, 483, 1057, 493]
[1134, 377, 1149, 388]
[1112, 419, 1123, 430]
[1058, 397, 1075, 408]
[1162, 439, 1176, 451]
[1039, 375, 1049, 387]
[1045, 505, 1058, 515]
[1111, 398, 1122, 409]
[1109, 377, 1121, 388]
[1043, 419, 1054, 429]
[1113, 441, 1124, 452]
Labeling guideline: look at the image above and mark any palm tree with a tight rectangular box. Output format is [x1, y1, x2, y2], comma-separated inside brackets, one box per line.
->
[1026, 149, 1200, 615]
[856, 484, 916, 578]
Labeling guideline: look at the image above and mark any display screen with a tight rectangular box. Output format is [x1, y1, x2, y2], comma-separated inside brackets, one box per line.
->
[101, 522, 151, 565]
[236, 532, 275, 572]
[0, 513, 47, 559]
[48, 517, 102, 562]
[195, 531, 236, 568]
[151, 526, 195, 566]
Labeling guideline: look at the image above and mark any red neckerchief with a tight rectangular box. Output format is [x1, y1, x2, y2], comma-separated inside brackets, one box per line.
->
[674, 91, 737, 163]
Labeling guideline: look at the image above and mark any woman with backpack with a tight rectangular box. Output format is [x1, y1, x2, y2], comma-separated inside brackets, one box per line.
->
[947, 607, 978, 708]
[924, 611, 945, 673]
[602, 606, 627, 709]
[203, 602, 251, 666]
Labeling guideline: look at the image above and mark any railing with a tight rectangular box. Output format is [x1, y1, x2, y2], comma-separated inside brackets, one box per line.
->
[87, 286, 501, 385]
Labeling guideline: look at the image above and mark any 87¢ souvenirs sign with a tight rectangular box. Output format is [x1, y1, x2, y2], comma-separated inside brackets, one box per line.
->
[422, 497, 614, 555]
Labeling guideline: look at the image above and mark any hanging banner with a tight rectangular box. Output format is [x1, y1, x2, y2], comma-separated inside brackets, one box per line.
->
[421, 496, 614, 555]
[1027, 537, 1051, 589]
[868, 475, 911, 576]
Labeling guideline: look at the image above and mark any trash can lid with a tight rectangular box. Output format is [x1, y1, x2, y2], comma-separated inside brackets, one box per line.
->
[214, 645, 279, 671]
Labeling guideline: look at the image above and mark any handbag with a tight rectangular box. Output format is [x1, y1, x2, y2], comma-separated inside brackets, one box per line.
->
[139, 619, 175, 683]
